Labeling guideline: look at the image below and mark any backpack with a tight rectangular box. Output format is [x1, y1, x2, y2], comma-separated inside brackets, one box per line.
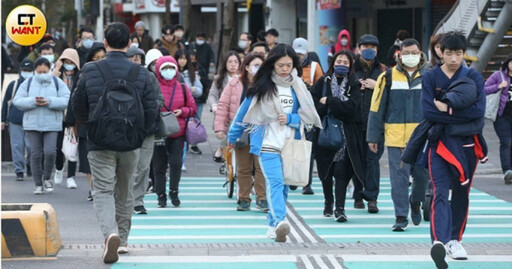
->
[7, 76, 59, 119]
[87, 61, 146, 151]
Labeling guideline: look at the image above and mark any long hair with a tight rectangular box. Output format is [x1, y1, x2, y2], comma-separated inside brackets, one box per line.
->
[239, 54, 265, 89]
[429, 34, 444, 66]
[247, 44, 302, 101]
[501, 53, 512, 72]
[326, 50, 354, 77]
[215, 50, 241, 92]
[175, 49, 196, 83]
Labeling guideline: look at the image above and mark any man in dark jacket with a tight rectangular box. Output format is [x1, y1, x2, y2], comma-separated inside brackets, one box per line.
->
[190, 32, 216, 77]
[134, 21, 154, 53]
[72, 22, 158, 264]
[76, 27, 96, 68]
[421, 31, 486, 268]
[1, 58, 34, 180]
[353, 34, 386, 213]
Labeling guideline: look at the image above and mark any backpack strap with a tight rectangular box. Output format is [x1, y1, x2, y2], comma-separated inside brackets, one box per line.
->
[310, 62, 317, 86]
[10, 80, 19, 100]
[384, 69, 392, 90]
[321, 77, 328, 97]
[52, 76, 59, 92]
[27, 77, 33, 93]
[96, 61, 116, 82]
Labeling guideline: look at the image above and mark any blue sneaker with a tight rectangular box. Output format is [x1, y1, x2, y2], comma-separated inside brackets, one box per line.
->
[410, 195, 422, 225]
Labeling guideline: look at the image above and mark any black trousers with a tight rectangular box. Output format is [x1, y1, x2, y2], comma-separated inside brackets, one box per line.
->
[153, 136, 185, 195]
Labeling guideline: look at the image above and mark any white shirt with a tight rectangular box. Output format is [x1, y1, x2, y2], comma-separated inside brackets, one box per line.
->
[262, 85, 294, 151]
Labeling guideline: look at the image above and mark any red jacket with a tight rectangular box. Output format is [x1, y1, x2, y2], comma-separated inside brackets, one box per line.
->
[156, 56, 197, 139]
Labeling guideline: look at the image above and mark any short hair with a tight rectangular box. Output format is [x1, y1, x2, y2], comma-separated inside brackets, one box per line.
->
[104, 22, 130, 49]
[232, 47, 245, 54]
[175, 25, 184, 31]
[196, 32, 206, 38]
[266, 28, 279, 37]
[162, 24, 175, 35]
[441, 31, 467, 52]
[400, 38, 421, 51]
[256, 30, 266, 41]
[130, 34, 141, 44]
[38, 44, 54, 53]
[397, 30, 410, 41]
[80, 27, 94, 38]
[34, 57, 51, 69]
[241, 32, 253, 42]
[250, 42, 269, 52]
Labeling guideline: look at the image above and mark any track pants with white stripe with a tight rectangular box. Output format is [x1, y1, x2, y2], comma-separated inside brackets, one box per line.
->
[428, 145, 477, 244]
[258, 152, 288, 227]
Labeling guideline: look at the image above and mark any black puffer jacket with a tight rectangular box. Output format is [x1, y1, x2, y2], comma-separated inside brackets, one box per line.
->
[72, 51, 158, 151]
[353, 56, 387, 131]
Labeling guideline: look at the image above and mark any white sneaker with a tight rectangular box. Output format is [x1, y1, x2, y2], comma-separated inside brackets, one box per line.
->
[33, 186, 44, 195]
[446, 240, 468, 260]
[430, 241, 449, 269]
[103, 233, 120, 263]
[67, 177, 77, 189]
[275, 221, 290, 243]
[266, 226, 276, 239]
[44, 180, 54, 193]
[54, 170, 63, 185]
[117, 245, 128, 254]
[181, 164, 187, 172]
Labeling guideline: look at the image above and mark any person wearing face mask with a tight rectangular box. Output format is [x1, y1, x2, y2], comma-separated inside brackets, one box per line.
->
[214, 54, 268, 212]
[367, 38, 429, 232]
[2, 58, 35, 181]
[328, 29, 352, 64]
[130, 35, 141, 49]
[133, 21, 155, 53]
[238, 32, 253, 55]
[353, 34, 387, 214]
[26, 35, 60, 62]
[312, 50, 364, 222]
[75, 27, 95, 68]
[387, 29, 410, 68]
[156, 25, 185, 58]
[28, 44, 57, 71]
[13, 57, 70, 195]
[173, 25, 187, 48]
[52, 48, 81, 189]
[153, 56, 197, 208]
[53, 28, 69, 56]
[191, 33, 216, 78]
[208, 51, 241, 163]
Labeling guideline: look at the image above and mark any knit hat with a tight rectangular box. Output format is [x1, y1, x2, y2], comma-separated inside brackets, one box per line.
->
[127, 47, 146, 65]
[19, 58, 35, 71]
[145, 49, 163, 68]
[358, 34, 379, 47]
[135, 21, 145, 29]
[292, 38, 308, 54]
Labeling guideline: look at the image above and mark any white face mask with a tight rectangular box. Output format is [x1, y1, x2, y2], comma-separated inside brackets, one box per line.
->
[174, 31, 184, 38]
[35, 72, 52, 83]
[238, 40, 248, 49]
[249, 65, 259, 75]
[161, 69, 177, 80]
[131, 43, 139, 48]
[21, 71, 34, 79]
[401, 54, 421, 68]
[341, 39, 348, 46]
[196, 40, 205, 46]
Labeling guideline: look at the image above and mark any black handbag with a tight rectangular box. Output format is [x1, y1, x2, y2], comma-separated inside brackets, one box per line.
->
[317, 81, 344, 150]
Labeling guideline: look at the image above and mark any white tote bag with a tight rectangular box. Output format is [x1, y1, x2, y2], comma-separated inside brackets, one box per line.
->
[485, 71, 505, 122]
[281, 125, 312, 187]
[62, 127, 78, 162]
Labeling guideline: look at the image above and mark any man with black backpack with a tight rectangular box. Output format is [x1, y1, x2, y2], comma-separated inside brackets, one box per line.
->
[72, 22, 158, 264]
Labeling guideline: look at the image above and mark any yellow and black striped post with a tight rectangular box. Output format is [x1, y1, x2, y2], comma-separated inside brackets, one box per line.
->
[1, 203, 62, 258]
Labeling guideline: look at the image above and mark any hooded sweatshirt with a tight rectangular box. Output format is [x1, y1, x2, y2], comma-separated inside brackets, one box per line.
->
[155, 56, 197, 139]
[53, 48, 81, 88]
[329, 29, 352, 56]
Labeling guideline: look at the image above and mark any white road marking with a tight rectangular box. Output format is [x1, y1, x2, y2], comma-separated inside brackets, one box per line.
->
[312, 254, 329, 269]
[118, 255, 297, 263]
[339, 254, 512, 262]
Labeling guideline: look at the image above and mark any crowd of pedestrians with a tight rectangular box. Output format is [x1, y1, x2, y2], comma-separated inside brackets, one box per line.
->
[2, 20, 511, 268]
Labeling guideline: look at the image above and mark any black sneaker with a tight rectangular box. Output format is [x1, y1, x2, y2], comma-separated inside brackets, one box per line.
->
[334, 208, 347, 222]
[354, 199, 365, 209]
[504, 170, 512, 185]
[87, 191, 93, 201]
[255, 200, 269, 212]
[289, 185, 298, 191]
[158, 193, 167, 208]
[302, 185, 314, 195]
[134, 205, 147, 214]
[410, 195, 422, 225]
[323, 204, 333, 217]
[430, 241, 448, 269]
[392, 216, 408, 232]
[26, 165, 32, 177]
[237, 200, 251, 211]
[16, 172, 24, 181]
[169, 190, 181, 207]
[368, 200, 379, 214]
[190, 145, 202, 155]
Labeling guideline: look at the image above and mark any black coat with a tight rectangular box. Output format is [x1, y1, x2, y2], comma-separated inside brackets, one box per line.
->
[72, 51, 158, 151]
[353, 56, 387, 130]
[312, 73, 365, 185]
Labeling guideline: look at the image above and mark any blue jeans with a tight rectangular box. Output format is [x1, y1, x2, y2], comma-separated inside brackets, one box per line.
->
[9, 123, 31, 174]
[493, 114, 512, 173]
[388, 147, 429, 217]
[258, 152, 288, 227]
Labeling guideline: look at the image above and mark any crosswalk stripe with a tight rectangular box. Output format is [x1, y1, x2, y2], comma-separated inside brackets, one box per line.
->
[339, 255, 512, 262]
[145, 192, 492, 197]
[301, 214, 512, 219]
[131, 225, 268, 229]
[299, 255, 314, 269]
[312, 254, 329, 269]
[309, 224, 512, 228]
[129, 235, 270, 240]
[294, 206, 512, 211]
[322, 234, 512, 239]
[117, 255, 297, 263]
[286, 205, 317, 243]
[132, 216, 267, 220]
[326, 254, 343, 269]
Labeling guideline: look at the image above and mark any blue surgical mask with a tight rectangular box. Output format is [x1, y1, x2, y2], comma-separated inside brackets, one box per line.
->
[34, 72, 52, 83]
[20, 71, 34, 79]
[334, 65, 350, 76]
[42, 54, 54, 63]
[63, 63, 76, 71]
[161, 69, 177, 80]
[83, 39, 94, 49]
[361, 49, 376, 61]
